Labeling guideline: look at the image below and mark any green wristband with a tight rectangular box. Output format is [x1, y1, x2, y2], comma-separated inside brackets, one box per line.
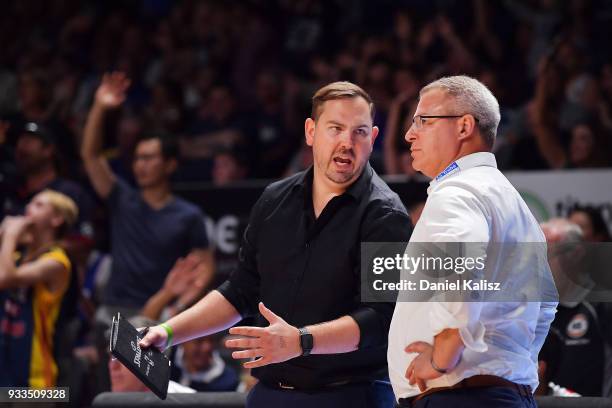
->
[160, 323, 174, 349]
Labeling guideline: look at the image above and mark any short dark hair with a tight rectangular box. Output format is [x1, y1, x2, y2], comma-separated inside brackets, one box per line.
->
[569, 205, 611, 241]
[137, 132, 179, 161]
[311, 81, 375, 121]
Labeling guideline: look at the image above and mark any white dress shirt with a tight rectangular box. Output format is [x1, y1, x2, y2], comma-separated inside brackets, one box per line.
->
[388, 152, 558, 400]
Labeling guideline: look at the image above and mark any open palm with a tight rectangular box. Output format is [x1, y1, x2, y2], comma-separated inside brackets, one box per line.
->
[95, 71, 131, 108]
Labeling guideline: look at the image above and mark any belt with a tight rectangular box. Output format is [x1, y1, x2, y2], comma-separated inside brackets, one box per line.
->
[398, 375, 532, 407]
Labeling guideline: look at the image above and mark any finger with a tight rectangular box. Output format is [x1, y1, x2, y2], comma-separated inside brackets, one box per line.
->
[229, 326, 266, 337]
[225, 337, 261, 349]
[417, 378, 426, 392]
[405, 359, 415, 381]
[405, 341, 429, 354]
[232, 349, 264, 360]
[258, 302, 280, 324]
[243, 356, 269, 369]
[184, 253, 200, 266]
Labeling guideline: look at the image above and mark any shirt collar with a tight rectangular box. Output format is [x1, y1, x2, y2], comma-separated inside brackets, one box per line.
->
[428, 152, 497, 193]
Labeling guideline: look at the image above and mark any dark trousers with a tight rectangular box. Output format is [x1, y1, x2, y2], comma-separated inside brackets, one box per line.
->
[408, 387, 537, 408]
[247, 380, 396, 408]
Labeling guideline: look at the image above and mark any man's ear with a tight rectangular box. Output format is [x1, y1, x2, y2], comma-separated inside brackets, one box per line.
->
[305, 118, 315, 147]
[457, 114, 477, 142]
[371, 126, 379, 146]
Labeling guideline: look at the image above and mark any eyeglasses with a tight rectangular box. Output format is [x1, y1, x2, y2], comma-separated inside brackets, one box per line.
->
[410, 114, 479, 131]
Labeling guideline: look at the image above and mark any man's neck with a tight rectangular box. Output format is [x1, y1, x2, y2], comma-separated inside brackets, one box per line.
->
[141, 184, 173, 210]
[25, 167, 56, 194]
[432, 146, 488, 178]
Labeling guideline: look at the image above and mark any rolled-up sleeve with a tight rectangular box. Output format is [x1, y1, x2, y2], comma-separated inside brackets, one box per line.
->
[429, 302, 487, 352]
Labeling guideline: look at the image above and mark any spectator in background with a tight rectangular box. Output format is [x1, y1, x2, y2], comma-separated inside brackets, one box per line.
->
[140, 257, 239, 392]
[4, 70, 79, 175]
[246, 70, 300, 178]
[568, 205, 611, 242]
[383, 90, 418, 176]
[568, 205, 612, 397]
[0, 190, 77, 387]
[3, 123, 93, 232]
[284, 140, 314, 177]
[2, 122, 95, 274]
[80, 72, 213, 324]
[141, 254, 206, 322]
[539, 218, 605, 396]
[181, 85, 245, 160]
[212, 148, 250, 186]
[171, 333, 240, 392]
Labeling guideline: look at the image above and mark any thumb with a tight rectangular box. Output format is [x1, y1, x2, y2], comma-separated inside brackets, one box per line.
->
[405, 341, 429, 354]
[139, 333, 153, 348]
[139, 328, 164, 349]
[259, 302, 280, 324]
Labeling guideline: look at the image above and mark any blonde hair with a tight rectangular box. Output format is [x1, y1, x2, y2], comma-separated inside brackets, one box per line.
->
[39, 190, 78, 231]
[311, 81, 375, 121]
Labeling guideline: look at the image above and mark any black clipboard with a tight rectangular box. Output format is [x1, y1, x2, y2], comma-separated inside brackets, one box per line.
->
[109, 313, 171, 399]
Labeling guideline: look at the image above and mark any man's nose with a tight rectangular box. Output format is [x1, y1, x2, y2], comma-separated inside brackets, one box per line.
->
[405, 127, 417, 143]
[338, 130, 354, 147]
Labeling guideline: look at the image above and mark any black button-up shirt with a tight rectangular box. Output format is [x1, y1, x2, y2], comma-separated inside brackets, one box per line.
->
[217, 164, 413, 389]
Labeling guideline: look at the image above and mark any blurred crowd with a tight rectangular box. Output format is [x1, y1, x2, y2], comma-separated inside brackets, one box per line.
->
[1, 0, 612, 184]
[1, 0, 612, 405]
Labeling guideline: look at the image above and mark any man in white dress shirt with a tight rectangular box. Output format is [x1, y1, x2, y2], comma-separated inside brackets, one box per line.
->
[387, 75, 558, 407]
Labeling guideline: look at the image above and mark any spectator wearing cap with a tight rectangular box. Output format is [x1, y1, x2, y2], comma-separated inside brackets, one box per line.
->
[2, 122, 95, 261]
[4, 120, 92, 228]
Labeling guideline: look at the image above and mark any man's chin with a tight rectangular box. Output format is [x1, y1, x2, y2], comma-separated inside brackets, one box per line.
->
[325, 170, 356, 185]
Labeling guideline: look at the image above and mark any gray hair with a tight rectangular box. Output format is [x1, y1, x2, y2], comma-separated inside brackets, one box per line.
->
[421, 75, 501, 148]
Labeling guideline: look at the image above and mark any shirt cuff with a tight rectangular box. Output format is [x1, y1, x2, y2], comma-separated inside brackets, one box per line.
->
[349, 307, 386, 349]
[429, 302, 487, 353]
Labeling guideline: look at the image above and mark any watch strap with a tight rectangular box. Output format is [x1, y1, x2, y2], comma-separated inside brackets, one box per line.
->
[298, 327, 313, 356]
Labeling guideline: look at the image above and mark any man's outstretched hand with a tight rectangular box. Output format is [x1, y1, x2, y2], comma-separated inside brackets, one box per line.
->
[226, 302, 302, 369]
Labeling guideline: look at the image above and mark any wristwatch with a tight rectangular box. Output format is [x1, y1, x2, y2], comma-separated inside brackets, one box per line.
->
[298, 327, 313, 356]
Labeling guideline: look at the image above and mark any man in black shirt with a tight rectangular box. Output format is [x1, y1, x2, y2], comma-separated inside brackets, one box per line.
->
[140, 81, 413, 407]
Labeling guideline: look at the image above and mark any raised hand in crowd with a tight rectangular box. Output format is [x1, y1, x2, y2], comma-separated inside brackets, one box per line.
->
[94, 72, 131, 110]
[81, 72, 130, 198]
[141, 254, 205, 320]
